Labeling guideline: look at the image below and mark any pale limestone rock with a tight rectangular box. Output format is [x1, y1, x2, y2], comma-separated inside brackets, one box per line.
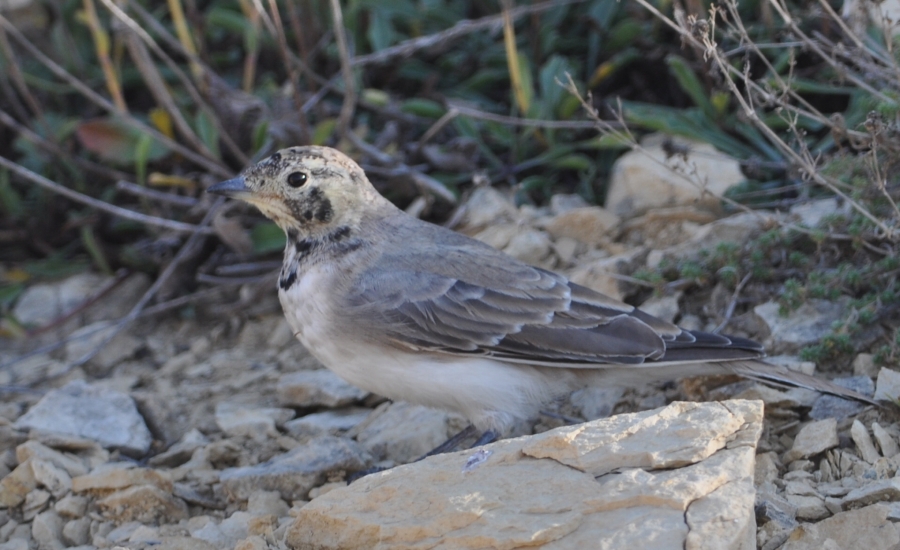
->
[72, 463, 172, 495]
[187, 517, 230, 548]
[790, 197, 851, 228]
[472, 223, 519, 250]
[0, 540, 27, 550]
[354, 402, 464, 464]
[852, 420, 881, 464]
[785, 419, 839, 463]
[148, 429, 209, 468]
[568, 248, 646, 302]
[785, 493, 830, 521]
[31, 510, 63, 550]
[219, 436, 369, 501]
[606, 134, 744, 219]
[842, 478, 900, 508]
[638, 293, 680, 324]
[875, 368, 900, 401]
[15, 442, 87, 478]
[0, 459, 36, 508]
[752, 300, 845, 353]
[189, 512, 253, 548]
[96, 484, 188, 523]
[808, 376, 873, 420]
[214, 402, 294, 438]
[30, 458, 71, 498]
[852, 353, 879, 378]
[551, 236, 581, 264]
[235, 535, 269, 550]
[63, 321, 141, 372]
[781, 504, 899, 550]
[12, 273, 106, 327]
[247, 490, 289, 517]
[549, 193, 589, 214]
[284, 408, 371, 439]
[569, 387, 624, 420]
[285, 400, 763, 550]
[661, 211, 773, 261]
[276, 370, 368, 408]
[129, 525, 160, 543]
[22, 488, 50, 520]
[459, 187, 519, 233]
[755, 452, 781, 487]
[872, 423, 900, 458]
[53, 494, 87, 518]
[14, 380, 151, 456]
[502, 228, 553, 265]
[152, 536, 218, 550]
[755, 492, 798, 550]
[61, 518, 90, 547]
[543, 206, 620, 246]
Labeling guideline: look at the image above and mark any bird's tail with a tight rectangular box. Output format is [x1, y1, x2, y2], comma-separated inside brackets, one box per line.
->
[722, 360, 878, 405]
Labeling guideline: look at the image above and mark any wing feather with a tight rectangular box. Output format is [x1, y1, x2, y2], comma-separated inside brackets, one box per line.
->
[343, 235, 763, 366]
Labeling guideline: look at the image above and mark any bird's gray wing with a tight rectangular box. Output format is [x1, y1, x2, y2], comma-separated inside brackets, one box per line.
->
[341, 239, 721, 365]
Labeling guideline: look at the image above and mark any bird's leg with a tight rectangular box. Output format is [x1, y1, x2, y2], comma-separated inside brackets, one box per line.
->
[470, 429, 498, 448]
[420, 424, 478, 458]
[348, 425, 496, 483]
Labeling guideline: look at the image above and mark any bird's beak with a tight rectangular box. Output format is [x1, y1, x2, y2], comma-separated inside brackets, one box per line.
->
[207, 176, 251, 198]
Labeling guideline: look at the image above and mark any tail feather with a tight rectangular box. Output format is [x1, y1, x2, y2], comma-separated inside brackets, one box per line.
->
[723, 360, 878, 406]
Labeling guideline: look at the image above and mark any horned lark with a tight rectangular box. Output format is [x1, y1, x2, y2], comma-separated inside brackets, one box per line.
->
[209, 146, 870, 440]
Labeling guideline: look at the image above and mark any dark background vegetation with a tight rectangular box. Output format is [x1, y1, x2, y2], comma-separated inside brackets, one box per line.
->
[0, 0, 897, 371]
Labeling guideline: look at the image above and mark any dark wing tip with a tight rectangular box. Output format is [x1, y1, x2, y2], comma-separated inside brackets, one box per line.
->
[658, 329, 765, 363]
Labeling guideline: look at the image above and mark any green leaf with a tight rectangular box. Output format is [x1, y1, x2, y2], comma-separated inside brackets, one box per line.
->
[251, 120, 269, 155]
[666, 55, 716, 120]
[206, 7, 249, 34]
[607, 19, 643, 51]
[80, 226, 112, 276]
[584, 133, 632, 150]
[0, 169, 23, 220]
[362, 88, 390, 107]
[515, 52, 535, 116]
[134, 133, 152, 186]
[195, 110, 220, 160]
[620, 101, 756, 159]
[312, 118, 337, 146]
[551, 153, 593, 171]
[251, 223, 286, 254]
[0, 283, 24, 310]
[539, 55, 571, 113]
[400, 98, 446, 118]
[367, 9, 394, 52]
[587, 0, 620, 30]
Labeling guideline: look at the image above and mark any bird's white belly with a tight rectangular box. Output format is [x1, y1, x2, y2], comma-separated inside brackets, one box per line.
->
[278, 266, 578, 431]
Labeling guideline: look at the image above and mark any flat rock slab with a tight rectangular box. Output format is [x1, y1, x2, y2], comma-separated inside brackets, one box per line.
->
[286, 399, 764, 550]
[219, 436, 370, 501]
[14, 380, 151, 456]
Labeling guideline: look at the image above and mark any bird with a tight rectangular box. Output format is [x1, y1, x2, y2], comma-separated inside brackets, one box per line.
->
[208, 145, 873, 448]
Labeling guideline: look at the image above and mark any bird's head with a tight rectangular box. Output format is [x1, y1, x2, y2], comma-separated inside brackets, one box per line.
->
[208, 146, 383, 233]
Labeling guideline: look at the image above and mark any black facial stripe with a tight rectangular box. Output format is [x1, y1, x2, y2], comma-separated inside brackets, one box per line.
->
[295, 239, 313, 254]
[329, 226, 351, 242]
[315, 198, 333, 223]
[285, 186, 334, 225]
[279, 269, 297, 290]
[284, 226, 362, 273]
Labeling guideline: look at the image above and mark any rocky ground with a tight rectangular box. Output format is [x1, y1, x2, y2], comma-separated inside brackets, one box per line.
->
[1, 136, 899, 549]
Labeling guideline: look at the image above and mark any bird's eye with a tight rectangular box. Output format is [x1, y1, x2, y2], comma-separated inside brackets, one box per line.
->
[287, 171, 308, 188]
